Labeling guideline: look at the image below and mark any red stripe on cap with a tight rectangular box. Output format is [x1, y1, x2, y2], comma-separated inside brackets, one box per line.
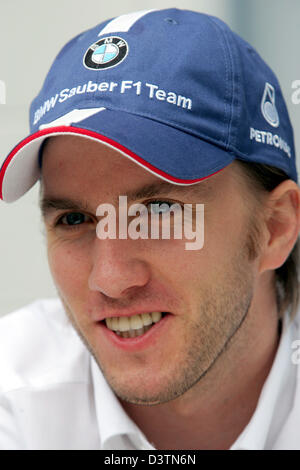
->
[0, 126, 223, 200]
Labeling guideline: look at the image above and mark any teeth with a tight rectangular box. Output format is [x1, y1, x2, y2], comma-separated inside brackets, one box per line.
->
[130, 314, 143, 330]
[105, 311, 164, 335]
[141, 313, 152, 326]
[119, 316, 130, 332]
[111, 317, 119, 331]
[129, 329, 136, 338]
[134, 327, 145, 337]
[151, 312, 162, 323]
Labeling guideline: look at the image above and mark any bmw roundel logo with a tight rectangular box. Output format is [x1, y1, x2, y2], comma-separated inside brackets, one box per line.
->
[83, 36, 129, 70]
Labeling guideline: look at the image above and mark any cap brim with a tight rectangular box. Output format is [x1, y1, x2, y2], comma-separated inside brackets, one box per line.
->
[0, 108, 234, 202]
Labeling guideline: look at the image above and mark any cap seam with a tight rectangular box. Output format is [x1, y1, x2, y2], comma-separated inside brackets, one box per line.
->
[206, 17, 233, 149]
[210, 18, 238, 149]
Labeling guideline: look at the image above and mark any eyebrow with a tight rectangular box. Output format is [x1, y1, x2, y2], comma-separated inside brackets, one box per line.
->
[40, 179, 213, 217]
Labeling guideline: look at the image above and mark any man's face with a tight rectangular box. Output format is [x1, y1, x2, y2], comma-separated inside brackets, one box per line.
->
[41, 135, 260, 405]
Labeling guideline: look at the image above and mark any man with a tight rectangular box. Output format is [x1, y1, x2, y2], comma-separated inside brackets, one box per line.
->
[0, 8, 299, 450]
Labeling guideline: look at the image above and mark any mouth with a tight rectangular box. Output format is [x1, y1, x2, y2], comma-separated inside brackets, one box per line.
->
[101, 311, 168, 338]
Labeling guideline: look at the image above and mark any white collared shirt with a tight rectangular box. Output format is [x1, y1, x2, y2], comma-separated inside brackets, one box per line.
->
[0, 298, 299, 450]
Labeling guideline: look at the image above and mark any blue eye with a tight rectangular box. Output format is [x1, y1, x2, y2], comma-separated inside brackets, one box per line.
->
[147, 200, 176, 214]
[59, 212, 89, 226]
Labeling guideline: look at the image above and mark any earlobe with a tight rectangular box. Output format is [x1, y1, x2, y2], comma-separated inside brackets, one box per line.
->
[258, 180, 300, 273]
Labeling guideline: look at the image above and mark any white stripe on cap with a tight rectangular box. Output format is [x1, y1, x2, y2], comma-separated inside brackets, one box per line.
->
[39, 107, 105, 129]
[98, 9, 156, 36]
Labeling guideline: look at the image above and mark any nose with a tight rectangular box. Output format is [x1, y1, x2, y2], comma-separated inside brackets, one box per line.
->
[88, 237, 151, 298]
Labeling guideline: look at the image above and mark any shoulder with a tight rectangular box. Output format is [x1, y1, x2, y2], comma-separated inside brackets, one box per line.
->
[0, 297, 67, 327]
[0, 297, 72, 348]
[0, 298, 89, 393]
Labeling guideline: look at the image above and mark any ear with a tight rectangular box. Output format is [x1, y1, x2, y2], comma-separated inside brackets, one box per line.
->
[258, 180, 300, 273]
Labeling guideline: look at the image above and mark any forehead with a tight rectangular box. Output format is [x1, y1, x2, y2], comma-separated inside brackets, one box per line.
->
[40, 134, 241, 202]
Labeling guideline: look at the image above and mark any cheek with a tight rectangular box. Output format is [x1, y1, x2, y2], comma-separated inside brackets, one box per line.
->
[168, 212, 248, 292]
[47, 240, 91, 300]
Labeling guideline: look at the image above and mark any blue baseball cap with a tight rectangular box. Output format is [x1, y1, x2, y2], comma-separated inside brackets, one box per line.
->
[0, 8, 297, 202]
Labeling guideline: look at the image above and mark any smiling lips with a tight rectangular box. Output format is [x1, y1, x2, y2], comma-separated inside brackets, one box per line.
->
[104, 312, 164, 338]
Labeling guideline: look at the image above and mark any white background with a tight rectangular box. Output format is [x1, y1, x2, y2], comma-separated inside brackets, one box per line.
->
[1, 0, 300, 316]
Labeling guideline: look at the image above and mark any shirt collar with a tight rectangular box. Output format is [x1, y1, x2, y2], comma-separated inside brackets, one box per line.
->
[90, 356, 154, 450]
[230, 312, 297, 450]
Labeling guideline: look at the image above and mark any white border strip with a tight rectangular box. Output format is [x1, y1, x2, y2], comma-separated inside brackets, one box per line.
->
[98, 9, 156, 36]
[39, 108, 105, 129]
